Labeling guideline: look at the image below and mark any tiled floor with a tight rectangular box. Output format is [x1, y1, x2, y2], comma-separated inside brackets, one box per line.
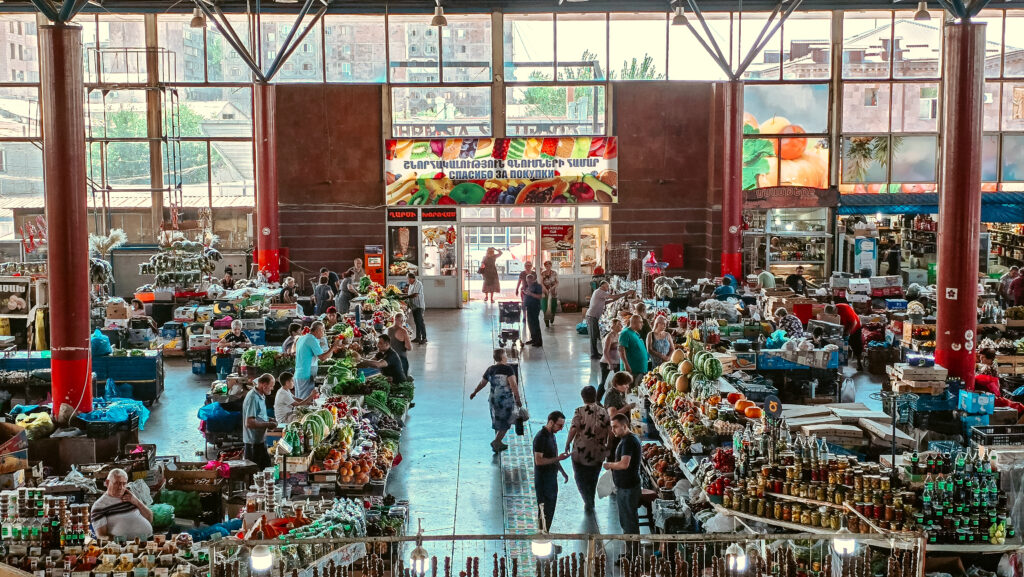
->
[140, 302, 884, 538]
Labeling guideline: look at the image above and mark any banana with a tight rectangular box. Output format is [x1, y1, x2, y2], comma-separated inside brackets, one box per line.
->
[386, 173, 417, 195]
[388, 180, 418, 204]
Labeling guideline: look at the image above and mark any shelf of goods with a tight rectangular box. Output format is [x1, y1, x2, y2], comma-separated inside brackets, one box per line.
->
[0, 350, 163, 405]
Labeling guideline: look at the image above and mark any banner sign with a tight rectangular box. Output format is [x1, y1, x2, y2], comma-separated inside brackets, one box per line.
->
[541, 225, 574, 252]
[0, 277, 30, 316]
[421, 208, 457, 222]
[744, 186, 840, 209]
[384, 137, 618, 206]
[387, 209, 418, 222]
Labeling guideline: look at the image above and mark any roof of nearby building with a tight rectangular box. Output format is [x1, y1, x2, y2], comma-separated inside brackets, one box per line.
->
[0, 194, 254, 209]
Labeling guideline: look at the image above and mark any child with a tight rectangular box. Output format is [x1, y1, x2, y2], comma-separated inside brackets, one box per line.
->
[811, 326, 827, 348]
[273, 372, 317, 425]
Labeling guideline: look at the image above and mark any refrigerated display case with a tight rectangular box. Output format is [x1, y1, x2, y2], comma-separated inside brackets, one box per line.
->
[765, 207, 832, 281]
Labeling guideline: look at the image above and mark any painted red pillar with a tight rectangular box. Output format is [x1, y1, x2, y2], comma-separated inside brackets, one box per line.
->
[720, 80, 744, 278]
[254, 83, 280, 282]
[39, 24, 92, 413]
[935, 22, 986, 390]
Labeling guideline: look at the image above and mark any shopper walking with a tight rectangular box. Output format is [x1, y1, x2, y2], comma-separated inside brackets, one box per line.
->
[618, 315, 649, 385]
[406, 273, 427, 343]
[599, 317, 623, 400]
[294, 321, 343, 400]
[320, 266, 341, 292]
[645, 316, 675, 366]
[313, 276, 334, 315]
[633, 302, 652, 341]
[387, 312, 413, 377]
[523, 273, 544, 347]
[540, 260, 560, 327]
[565, 386, 610, 512]
[602, 371, 636, 457]
[586, 281, 632, 359]
[604, 413, 642, 556]
[243, 373, 278, 469]
[480, 247, 503, 303]
[469, 349, 523, 452]
[533, 411, 569, 530]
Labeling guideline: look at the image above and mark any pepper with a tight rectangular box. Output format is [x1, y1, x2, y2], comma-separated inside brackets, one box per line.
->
[409, 186, 430, 206]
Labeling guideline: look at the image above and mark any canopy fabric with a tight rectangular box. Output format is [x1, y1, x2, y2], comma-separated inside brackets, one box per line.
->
[837, 193, 1024, 222]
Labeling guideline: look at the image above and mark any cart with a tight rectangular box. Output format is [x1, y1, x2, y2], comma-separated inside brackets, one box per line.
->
[497, 301, 523, 353]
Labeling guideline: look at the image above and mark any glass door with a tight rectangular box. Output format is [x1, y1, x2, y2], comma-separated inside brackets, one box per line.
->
[462, 226, 536, 302]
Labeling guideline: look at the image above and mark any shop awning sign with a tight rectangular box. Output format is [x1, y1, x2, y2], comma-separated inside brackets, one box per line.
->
[384, 137, 619, 206]
[744, 186, 840, 209]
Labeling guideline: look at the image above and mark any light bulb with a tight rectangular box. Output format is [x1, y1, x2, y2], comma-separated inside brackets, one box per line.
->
[532, 539, 553, 557]
[250, 545, 273, 572]
[834, 528, 857, 555]
[726, 543, 747, 573]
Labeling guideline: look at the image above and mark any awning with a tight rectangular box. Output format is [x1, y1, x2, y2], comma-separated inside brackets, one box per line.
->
[837, 192, 1024, 223]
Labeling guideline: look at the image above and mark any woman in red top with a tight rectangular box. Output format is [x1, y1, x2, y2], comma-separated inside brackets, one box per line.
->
[834, 301, 863, 371]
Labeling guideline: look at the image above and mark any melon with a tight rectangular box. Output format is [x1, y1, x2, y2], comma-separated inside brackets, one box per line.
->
[675, 374, 690, 393]
[679, 360, 694, 375]
[670, 349, 686, 364]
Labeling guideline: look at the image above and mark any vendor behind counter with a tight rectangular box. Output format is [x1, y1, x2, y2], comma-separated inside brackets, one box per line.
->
[92, 468, 153, 541]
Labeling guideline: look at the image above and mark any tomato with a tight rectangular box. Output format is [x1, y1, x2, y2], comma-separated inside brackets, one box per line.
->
[778, 125, 807, 160]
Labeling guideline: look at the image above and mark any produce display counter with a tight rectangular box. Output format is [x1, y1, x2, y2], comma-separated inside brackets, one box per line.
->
[0, 350, 163, 405]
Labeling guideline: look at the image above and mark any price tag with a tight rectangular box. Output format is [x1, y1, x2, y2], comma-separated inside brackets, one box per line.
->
[157, 555, 173, 565]
[154, 569, 168, 577]
[29, 547, 42, 556]
[685, 457, 700, 473]
[763, 394, 783, 419]
[114, 571, 129, 577]
[33, 570, 45, 577]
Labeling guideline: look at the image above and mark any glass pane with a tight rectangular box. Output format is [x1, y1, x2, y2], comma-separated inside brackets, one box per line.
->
[743, 83, 829, 134]
[1003, 135, 1024, 181]
[580, 224, 605, 274]
[779, 140, 830, 188]
[577, 206, 607, 219]
[422, 224, 457, 276]
[87, 90, 148, 139]
[176, 140, 209, 197]
[503, 14, 554, 82]
[97, 141, 151, 189]
[609, 13, 667, 81]
[982, 134, 999, 183]
[0, 15, 39, 83]
[893, 10, 941, 79]
[174, 86, 252, 137]
[157, 15, 204, 83]
[1003, 82, 1024, 131]
[842, 82, 891, 133]
[977, 11, 1004, 78]
[668, 13, 731, 80]
[261, 15, 322, 82]
[207, 14, 251, 83]
[499, 207, 536, 221]
[1006, 12, 1024, 77]
[442, 14, 491, 82]
[891, 135, 937, 182]
[76, 15, 99, 75]
[984, 82, 1001, 131]
[541, 207, 574, 220]
[211, 140, 255, 204]
[782, 12, 832, 80]
[389, 15, 440, 83]
[324, 15, 387, 83]
[841, 136, 888, 183]
[0, 86, 39, 138]
[842, 11, 892, 79]
[739, 13, 777, 81]
[506, 85, 605, 136]
[891, 82, 939, 132]
[391, 86, 491, 137]
[461, 207, 496, 221]
[95, 15, 147, 83]
[0, 142, 43, 197]
[556, 13, 607, 81]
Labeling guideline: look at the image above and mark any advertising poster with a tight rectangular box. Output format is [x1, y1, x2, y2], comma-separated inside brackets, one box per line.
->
[0, 278, 30, 316]
[384, 137, 618, 206]
[854, 237, 878, 276]
[541, 225, 574, 252]
[387, 225, 418, 277]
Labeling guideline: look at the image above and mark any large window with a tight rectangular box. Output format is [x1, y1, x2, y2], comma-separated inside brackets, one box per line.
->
[976, 10, 1024, 191]
[324, 15, 387, 83]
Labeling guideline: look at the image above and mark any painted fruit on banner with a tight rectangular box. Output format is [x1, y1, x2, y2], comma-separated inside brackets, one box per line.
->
[384, 137, 618, 206]
[741, 114, 829, 191]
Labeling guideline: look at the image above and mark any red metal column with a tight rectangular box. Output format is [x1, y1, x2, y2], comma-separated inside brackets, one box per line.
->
[720, 80, 744, 278]
[39, 24, 92, 413]
[254, 82, 280, 282]
[935, 23, 986, 390]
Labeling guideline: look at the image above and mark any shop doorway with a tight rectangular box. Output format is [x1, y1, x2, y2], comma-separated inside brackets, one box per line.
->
[462, 226, 536, 302]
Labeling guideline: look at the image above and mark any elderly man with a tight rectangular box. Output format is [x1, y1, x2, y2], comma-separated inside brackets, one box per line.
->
[244, 373, 278, 469]
[293, 321, 343, 400]
[223, 320, 251, 347]
[92, 469, 153, 540]
[585, 281, 632, 359]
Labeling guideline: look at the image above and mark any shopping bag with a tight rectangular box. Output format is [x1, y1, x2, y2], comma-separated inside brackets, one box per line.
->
[840, 377, 857, 403]
[596, 469, 615, 499]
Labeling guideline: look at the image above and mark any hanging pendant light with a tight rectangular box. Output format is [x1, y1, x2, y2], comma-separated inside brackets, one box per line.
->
[914, 2, 932, 21]
[189, 6, 206, 28]
[670, 2, 688, 26]
[431, 0, 448, 27]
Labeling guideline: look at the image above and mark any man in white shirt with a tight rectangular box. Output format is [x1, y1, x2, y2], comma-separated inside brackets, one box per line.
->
[755, 265, 776, 290]
[406, 273, 427, 344]
[92, 469, 153, 540]
[585, 281, 632, 359]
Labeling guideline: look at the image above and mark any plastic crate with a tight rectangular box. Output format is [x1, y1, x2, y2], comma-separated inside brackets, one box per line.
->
[192, 361, 207, 375]
[914, 391, 956, 412]
[736, 381, 778, 402]
[970, 424, 1024, 447]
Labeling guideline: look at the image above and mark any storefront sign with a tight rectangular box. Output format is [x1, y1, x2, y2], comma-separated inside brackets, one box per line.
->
[744, 186, 839, 209]
[421, 208, 457, 222]
[541, 225, 574, 252]
[387, 209, 419, 222]
[0, 278, 30, 316]
[384, 137, 619, 206]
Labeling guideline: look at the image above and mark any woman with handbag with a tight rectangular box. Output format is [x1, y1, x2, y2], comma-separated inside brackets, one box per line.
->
[470, 348, 523, 452]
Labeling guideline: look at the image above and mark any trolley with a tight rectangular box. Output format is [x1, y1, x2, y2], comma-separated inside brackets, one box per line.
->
[497, 301, 523, 353]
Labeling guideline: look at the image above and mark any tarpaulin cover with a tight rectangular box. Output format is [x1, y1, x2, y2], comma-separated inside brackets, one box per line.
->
[838, 192, 1024, 222]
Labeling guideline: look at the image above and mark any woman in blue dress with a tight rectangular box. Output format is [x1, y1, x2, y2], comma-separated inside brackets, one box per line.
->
[469, 348, 523, 452]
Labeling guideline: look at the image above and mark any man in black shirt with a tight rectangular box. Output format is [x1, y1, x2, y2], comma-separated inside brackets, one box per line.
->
[364, 335, 407, 383]
[604, 413, 642, 557]
[533, 411, 569, 530]
[786, 265, 807, 295]
[523, 273, 544, 347]
[320, 267, 340, 292]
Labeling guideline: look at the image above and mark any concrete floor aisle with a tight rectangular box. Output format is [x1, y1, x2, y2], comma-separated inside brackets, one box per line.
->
[140, 302, 885, 541]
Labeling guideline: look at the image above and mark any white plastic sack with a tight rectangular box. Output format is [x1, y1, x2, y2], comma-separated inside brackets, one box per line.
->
[702, 513, 740, 533]
[840, 377, 857, 403]
[596, 470, 615, 499]
[129, 479, 153, 506]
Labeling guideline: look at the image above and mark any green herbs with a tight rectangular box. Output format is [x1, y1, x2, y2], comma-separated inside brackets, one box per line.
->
[742, 124, 775, 191]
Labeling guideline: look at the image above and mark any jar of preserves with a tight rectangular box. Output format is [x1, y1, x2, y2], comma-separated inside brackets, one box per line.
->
[782, 503, 792, 521]
[816, 484, 826, 502]
[801, 509, 811, 525]
[774, 501, 782, 520]
[810, 510, 821, 527]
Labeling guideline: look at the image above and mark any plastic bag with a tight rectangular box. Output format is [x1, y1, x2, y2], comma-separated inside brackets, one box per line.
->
[104, 378, 133, 400]
[840, 377, 857, 403]
[156, 489, 201, 518]
[151, 503, 175, 530]
[129, 479, 153, 506]
[91, 329, 112, 357]
[197, 402, 241, 433]
[702, 512, 740, 533]
[596, 470, 615, 499]
[15, 412, 55, 440]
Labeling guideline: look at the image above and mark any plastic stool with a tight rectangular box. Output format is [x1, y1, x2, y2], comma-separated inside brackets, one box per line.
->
[638, 488, 658, 531]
